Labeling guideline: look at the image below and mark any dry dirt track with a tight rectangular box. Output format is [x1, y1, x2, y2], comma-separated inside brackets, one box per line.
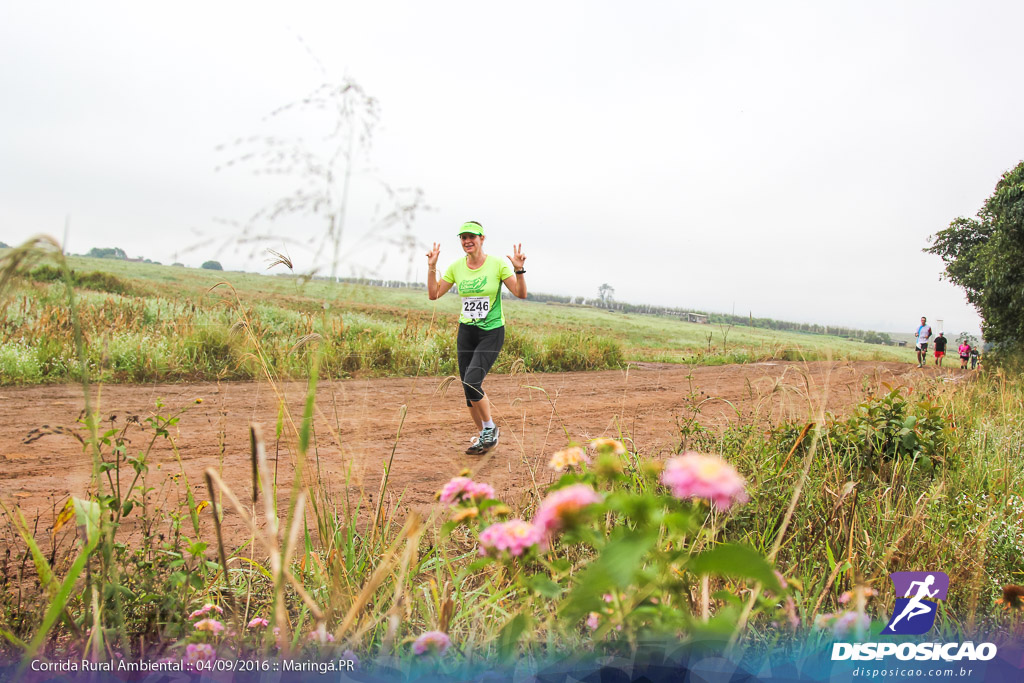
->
[1, 361, 932, 546]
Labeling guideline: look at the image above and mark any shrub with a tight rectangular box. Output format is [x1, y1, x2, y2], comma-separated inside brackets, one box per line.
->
[201, 261, 223, 271]
[542, 331, 623, 371]
[826, 388, 949, 470]
[28, 266, 137, 296]
[0, 340, 43, 383]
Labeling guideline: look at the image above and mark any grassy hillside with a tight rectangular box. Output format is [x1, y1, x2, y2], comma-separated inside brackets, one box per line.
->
[0, 252, 913, 384]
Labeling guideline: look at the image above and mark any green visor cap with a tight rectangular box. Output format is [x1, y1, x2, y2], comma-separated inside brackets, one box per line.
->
[457, 222, 485, 236]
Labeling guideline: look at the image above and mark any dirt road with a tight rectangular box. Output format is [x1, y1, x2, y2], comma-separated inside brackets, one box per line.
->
[1, 361, 926, 546]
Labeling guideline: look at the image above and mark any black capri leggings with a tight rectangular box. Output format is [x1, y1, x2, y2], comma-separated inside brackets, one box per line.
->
[457, 323, 505, 406]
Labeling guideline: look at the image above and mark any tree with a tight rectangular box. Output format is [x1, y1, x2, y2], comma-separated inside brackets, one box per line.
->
[86, 247, 127, 260]
[598, 283, 615, 306]
[926, 161, 1024, 350]
[201, 260, 223, 271]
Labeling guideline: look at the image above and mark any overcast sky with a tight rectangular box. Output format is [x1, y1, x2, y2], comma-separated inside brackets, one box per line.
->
[3, 1, 1022, 336]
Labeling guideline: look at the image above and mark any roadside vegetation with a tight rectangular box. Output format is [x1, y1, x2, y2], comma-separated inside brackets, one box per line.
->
[0, 248, 910, 386]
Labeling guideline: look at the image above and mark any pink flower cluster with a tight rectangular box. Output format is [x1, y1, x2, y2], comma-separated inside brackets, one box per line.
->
[412, 630, 452, 656]
[534, 484, 603, 535]
[193, 618, 225, 635]
[188, 603, 224, 620]
[815, 611, 870, 638]
[478, 519, 546, 557]
[309, 625, 335, 644]
[548, 446, 590, 472]
[185, 643, 216, 665]
[465, 481, 602, 559]
[439, 477, 495, 505]
[660, 452, 748, 510]
[839, 586, 878, 604]
[247, 617, 269, 629]
[589, 438, 627, 455]
[585, 594, 617, 630]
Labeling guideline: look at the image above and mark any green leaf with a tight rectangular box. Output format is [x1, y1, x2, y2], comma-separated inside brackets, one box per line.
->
[16, 515, 100, 677]
[548, 558, 571, 573]
[497, 613, 530, 659]
[688, 543, 782, 593]
[663, 511, 696, 533]
[560, 531, 656, 620]
[524, 575, 563, 599]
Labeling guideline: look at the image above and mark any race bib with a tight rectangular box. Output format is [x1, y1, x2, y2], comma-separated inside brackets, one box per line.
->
[461, 296, 490, 320]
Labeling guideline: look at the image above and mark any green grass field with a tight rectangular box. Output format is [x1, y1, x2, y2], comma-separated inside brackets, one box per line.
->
[0, 252, 914, 385]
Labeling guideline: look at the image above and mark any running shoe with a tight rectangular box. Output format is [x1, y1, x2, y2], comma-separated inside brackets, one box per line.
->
[466, 435, 486, 455]
[478, 426, 500, 452]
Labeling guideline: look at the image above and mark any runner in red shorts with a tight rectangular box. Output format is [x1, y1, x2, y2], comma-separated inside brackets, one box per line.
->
[933, 332, 947, 367]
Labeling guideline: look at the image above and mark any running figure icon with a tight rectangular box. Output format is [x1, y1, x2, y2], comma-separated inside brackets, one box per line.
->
[885, 574, 939, 632]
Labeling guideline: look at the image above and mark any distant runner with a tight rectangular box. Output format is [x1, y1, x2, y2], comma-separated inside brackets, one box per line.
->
[426, 221, 528, 454]
[915, 317, 932, 368]
[933, 332, 947, 367]
[970, 347, 979, 370]
[958, 340, 971, 370]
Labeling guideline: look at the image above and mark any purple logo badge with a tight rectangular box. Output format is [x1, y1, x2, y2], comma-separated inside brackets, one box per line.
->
[883, 571, 949, 635]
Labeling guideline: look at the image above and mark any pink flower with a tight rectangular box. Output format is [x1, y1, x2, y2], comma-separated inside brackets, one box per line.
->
[832, 611, 870, 638]
[188, 603, 224, 620]
[586, 613, 601, 630]
[839, 586, 878, 604]
[247, 617, 269, 629]
[193, 618, 225, 635]
[185, 643, 216, 664]
[478, 519, 545, 558]
[439, 477, 495, 505]
[660, 452, 748, 510]
[548, 446, 591, 471]
[589, 438, 627, 455]
[533, 484, 602, 535]
[412, 630, 452, 656]
[309, 625, 335, 644]
[814, 611, 870, 638]
[784, 596, 800, 629]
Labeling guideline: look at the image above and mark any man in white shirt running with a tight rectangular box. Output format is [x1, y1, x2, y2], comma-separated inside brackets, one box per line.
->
[915, 316, 933, 368]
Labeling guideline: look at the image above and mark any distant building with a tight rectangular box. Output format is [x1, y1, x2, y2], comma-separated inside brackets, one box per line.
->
[684, 313, 709, 324]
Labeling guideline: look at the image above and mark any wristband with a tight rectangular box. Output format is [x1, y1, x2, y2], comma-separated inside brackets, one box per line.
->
[515, 269, 526, 274]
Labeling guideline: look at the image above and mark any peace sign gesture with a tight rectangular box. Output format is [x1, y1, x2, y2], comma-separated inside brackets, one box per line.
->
[426, 242, 441, 268]
[507, 243, 526, 271]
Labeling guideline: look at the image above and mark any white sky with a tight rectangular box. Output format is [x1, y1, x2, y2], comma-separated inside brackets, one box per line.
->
[3, 1, 1021, 336]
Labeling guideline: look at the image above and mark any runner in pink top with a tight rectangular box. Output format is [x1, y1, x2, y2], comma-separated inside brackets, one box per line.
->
[958, 342, 971, 370]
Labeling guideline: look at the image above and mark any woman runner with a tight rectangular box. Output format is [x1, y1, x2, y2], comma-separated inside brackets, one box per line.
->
[426, 221, 527, 454]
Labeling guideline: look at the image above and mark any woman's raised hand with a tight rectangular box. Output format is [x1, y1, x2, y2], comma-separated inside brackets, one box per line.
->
[507, 243, 526, 270]
[426, 242, 441, 268]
